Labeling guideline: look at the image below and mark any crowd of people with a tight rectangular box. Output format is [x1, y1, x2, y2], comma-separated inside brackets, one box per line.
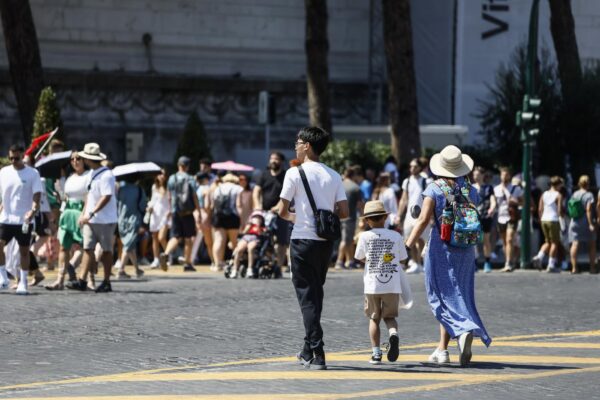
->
[0, 134, 598, 297]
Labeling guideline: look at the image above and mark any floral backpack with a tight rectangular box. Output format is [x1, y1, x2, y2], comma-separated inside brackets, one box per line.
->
[435, 179, 483, 248]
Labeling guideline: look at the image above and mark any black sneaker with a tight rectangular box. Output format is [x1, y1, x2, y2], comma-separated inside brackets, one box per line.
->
[387, 334, 400, 362]
[95, 280, 112, 293]
[370, 353, 383, 364]
[183, 264, 196, 272]
[66, 279, 87, 291]
[312, 347, 327, 370]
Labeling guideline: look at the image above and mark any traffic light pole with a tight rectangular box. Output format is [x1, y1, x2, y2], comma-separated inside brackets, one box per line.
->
[520, 0, 540, 269]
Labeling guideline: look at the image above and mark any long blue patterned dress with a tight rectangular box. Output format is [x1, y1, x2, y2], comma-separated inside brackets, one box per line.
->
[422, 177, 492, 347]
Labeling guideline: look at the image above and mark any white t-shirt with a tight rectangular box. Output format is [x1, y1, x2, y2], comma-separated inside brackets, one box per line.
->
[0, 165, 43, 225]
[84, 167, 117, 224]
[402, 175, 431, 220]
[355, 228, 409, 295]
[494, 183, 523, 224]
[541, 190, 560, 222]
[280, 161, 346, 241]
[64, 171, 90, 202]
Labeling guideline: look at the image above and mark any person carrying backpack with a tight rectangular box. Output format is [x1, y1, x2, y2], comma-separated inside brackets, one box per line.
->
[159, 156, 200, 272]
[569, 175, 596, 274]
[405, 145, 491, 367]
[211, 172, 242, 270]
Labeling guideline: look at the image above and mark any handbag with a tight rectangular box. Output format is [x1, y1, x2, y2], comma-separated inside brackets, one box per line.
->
[298, 165, 341, 241]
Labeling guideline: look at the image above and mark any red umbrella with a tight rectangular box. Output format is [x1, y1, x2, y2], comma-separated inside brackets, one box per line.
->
[211, 160, 254, 172]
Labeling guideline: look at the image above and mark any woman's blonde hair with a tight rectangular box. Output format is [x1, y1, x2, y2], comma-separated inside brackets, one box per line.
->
[550, 176, 564, 188]
[578, 175, 590, 189]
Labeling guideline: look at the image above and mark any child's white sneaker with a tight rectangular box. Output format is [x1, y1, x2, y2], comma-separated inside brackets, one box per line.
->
[428, 348, 450, 364]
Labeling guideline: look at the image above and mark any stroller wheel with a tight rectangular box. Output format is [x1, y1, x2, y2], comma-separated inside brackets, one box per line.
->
[273, 264, 282, 279]
[224, 264, 232, 279]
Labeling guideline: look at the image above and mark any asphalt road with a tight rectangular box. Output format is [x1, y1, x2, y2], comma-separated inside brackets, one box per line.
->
[0, 266, 599, 399]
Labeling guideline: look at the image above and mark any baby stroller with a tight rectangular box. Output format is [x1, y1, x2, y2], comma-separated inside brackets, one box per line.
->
[224, 211, 281, 279]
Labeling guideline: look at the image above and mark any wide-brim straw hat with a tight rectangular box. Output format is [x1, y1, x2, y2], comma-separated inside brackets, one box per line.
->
[429, 145, 473, 178]
[222, 172, 239, 184]
[78, 142, 107, 161]
[361, 200, 390, 219]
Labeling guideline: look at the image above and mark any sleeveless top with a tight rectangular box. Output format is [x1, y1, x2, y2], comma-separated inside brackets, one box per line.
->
[541, 190, 559, 222]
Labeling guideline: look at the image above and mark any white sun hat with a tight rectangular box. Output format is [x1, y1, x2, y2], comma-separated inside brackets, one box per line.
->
[429, 145, 474, 178]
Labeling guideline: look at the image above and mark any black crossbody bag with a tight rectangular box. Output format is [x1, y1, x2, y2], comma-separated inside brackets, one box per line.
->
[298, 165, 341, 241]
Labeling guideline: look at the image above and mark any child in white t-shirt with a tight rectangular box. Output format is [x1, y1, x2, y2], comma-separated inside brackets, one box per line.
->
[355, 200, 412, 365]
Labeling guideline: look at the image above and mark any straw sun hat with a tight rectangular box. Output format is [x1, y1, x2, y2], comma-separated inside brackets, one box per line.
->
[222, 172, 240, 184]
[361, 200, 389, 219]
[78, 143, 107, 161]
[429, 145, 473, 178]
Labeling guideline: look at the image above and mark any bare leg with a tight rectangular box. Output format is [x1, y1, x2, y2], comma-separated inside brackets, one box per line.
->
[438, 324, 451, 351]
[570, 241, 579, 273]
[152, 232, 161, 259]
[100, 251, 113, 282]
[79, 250, 94, 281]
[233, 241, 248, 270]
[247, 241, 258, 271]
[183, 238, 193, 264]
[212, 228, 226, 266]
[201, 226, 214, 264]
[369, 318, 381, 347]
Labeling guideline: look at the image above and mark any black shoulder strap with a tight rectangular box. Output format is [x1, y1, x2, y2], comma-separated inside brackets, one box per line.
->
[298, 165, 318, 216]
[421, 177, 426, 192]
[87, 167, 108, 190]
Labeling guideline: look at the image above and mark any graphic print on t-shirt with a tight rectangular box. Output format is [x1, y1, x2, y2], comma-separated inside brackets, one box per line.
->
[365, 234, 398, 284]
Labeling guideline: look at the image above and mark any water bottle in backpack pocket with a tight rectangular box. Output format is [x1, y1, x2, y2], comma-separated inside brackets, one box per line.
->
[435, 179, 483, 248]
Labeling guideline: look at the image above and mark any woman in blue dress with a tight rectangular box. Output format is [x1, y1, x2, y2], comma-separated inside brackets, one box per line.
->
[405, 145, 491, 367]
[116, 180, 147, 279]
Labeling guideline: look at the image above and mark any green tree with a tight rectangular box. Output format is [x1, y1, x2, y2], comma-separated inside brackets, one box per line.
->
[174, 111, 212, 174]
[32, 86, 63, 141]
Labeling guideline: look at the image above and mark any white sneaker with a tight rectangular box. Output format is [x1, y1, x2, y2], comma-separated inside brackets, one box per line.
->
[113, 260, 122, 270]
[16, 284, 29, 295]
[150, 259, 160, 269]
[428, 349, 450, 364]
[230, 268, 238, 279]
[457, 332, 473, 367]
[406, 262, 421, 274]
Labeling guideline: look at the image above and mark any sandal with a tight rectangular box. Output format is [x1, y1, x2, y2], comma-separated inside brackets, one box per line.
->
[45, 282, 64, 291]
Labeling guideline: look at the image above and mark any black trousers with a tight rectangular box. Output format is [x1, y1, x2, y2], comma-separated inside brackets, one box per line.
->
[290, 239, 334, 351]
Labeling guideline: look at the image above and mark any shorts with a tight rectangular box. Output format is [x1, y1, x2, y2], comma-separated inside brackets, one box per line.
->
[0, 223, 33, 247]
[341, 219, 356, 243]
[541, 221, 561, 243]
[241, 234, 260, 243]
[403, 218, 431, 241]
[481, 218, 493, 233]
[364, 293, 399, 319]
[275, 215, 291, 246]
[82, 223, 116, 251]
[34, 212, 50, 237]
[171, 213, 196, 238]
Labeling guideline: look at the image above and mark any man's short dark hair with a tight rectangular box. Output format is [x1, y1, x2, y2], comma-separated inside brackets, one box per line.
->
[352, 165, 364, 177]
[196, 172, 210, 182]
[344, 166, 355, 179]
[270, 151, 285, 162]
[297, 126, 330, 156]
[200, 157, 212, 165]
[9, 144, 24, 153]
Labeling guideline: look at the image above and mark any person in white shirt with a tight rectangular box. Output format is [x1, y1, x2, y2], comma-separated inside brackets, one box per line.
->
[397, 158, 431, 273]
[493, 167, 523, 272]
[532, 176, 564, 272]
[46, 151, 89, 290]
[355, 200, 411, 365]
[66, 143, 117, 293]
[0, 144, 43, 295]
[277, 126, 349, 370]
[372, 172, 398, 228]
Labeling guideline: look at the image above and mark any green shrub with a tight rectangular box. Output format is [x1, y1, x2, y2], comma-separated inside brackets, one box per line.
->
[321, 140, 391, 174]
[32, 86, 63, 142]
[174, 111, 212, 174]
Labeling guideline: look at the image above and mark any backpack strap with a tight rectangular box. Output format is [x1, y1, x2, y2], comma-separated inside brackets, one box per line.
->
[298, 166, 318, 217]
[86, 167, 108, 191]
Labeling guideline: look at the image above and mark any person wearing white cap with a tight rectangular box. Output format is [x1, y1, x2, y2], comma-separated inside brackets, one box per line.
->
[66, 143, 117, 293]
[405, 145, 491, 367]
[0, 144, 43, 295]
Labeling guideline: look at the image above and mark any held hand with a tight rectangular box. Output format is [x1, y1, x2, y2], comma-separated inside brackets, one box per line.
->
[79, 215, 89, 226]
[23, 210, 35, 223]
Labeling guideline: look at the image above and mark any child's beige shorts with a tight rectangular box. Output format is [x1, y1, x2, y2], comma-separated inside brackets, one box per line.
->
[364, 293, 399, 319]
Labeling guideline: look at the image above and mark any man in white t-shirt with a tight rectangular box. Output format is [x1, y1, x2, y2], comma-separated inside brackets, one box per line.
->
[277, 126, 349, 371]
[493, 167, 523, 272]
[397, 158, 431, 273]
[66, 143, 117, 293]
[0, 144, 43, 294]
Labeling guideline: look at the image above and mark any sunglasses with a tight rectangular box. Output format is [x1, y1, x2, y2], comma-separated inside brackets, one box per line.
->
[70, 157, 82, 161]
[8, 156, 20, 161]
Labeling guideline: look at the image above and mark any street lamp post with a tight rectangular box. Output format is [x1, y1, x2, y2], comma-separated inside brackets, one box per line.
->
[519, 0, 541, 269]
